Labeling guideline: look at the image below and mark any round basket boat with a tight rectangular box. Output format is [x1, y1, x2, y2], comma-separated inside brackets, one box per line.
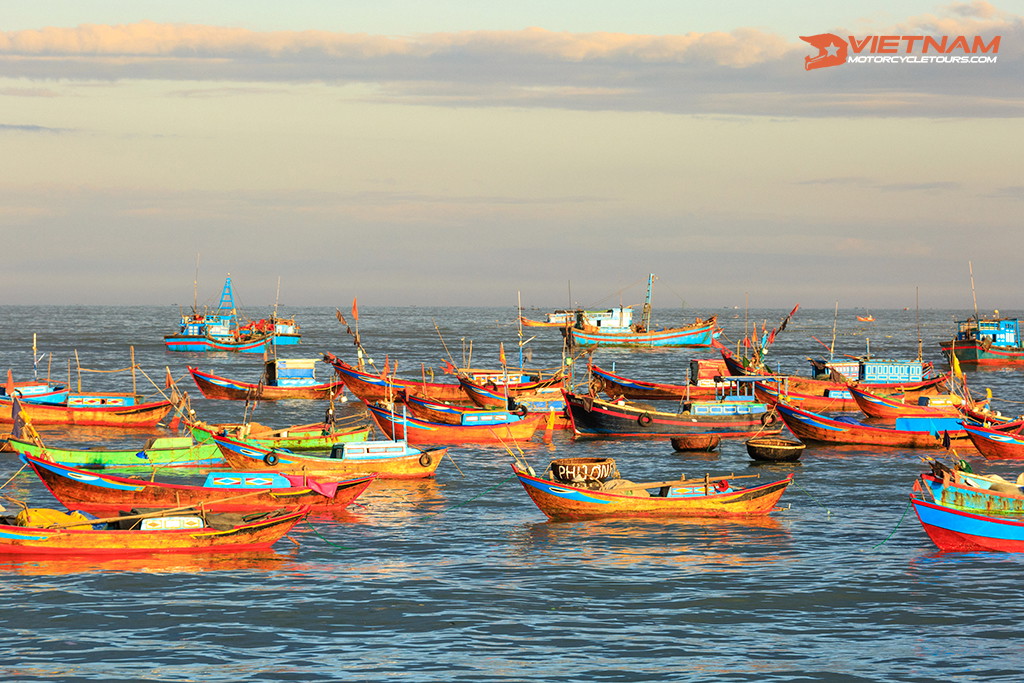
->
[670, 433, 721, 452]
[745, 436, 806, 463]
[549, 457, 618, 483]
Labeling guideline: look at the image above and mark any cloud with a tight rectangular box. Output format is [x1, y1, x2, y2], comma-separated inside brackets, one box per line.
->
[0, 123, 71, 133]
[0, 7, 1021, 117]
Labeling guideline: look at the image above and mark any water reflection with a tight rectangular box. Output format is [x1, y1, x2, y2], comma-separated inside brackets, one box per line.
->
[0, 549, 296, 576]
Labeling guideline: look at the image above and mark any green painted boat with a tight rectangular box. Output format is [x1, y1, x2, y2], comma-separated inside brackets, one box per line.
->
[187, 420, 373, 451]
[5, 436, 223, 469]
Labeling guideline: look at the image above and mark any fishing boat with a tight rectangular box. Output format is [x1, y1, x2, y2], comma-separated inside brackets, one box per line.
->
[939, 315, 1024, 365]
[0, 393, 173, 428]
[365, 401, 541, 444]
[588, 360, 734, 402]
[961, 422, 1024, 460]
[322, 353, 466, 402]
[518, 311, 574, 328]
[848, 384, 969, 420]
[563, 274, 719, 349]
[187, 360, 346, 401]
[745, 437, 806, 463]
[454, 381, 570, 429]
[910, 480, 1024, 552]
[399, 390, 539, 426]
[187, 419, 372, 451]
[5, 436, 223, 469]
[511, 457, 793, 520]
[211, 433, 444, 479]
[1, 373, 68, 406]
[563, 380, 781, 439]
[20, 452, 375, 516]
[918, 461, 1024, 514]
[857, 314, 875, 322]
[0, 507, 306, 555]
[164, 275, 301, 353]
[775, 401, 972, 449]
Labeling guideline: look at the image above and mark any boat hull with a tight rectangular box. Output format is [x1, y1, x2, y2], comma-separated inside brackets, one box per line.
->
[963, 423, 1024, 459]
[188, 366, 346, 401]
[164, 334, 275, 353]
[212, 434, 443, 479]
[1, 397, 173, 427]
[323, 354, 466, 402]
[188, 420, 372, 451]
[0, 509, 306, 555]
[940, 340, 1024, 366]
[776, 402, 971, 448]
[6, 437, 223, 469]
[513, 467, 793, 521]
[589, 364, 724, 401]
[365, 402, 540, 444]
[566, 319, 718, 348]
[911, 494, 1024, 552]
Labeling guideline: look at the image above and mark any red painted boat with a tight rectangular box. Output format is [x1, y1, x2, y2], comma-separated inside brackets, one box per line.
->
[848, 384, 969, 419]
[322, 353, 466, 402]
[588, 362, 732, 401]
[188, 364, 346, 401]
[399, 390, 543, 427]
[962, 422, 1024, 460]
[776, 401, 972, 449]
[21, 453, 375, 516]
[365, 401, 540, 444]
[0, 394, 172, 428]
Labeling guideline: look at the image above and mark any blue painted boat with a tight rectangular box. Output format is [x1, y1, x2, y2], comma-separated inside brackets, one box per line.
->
[918, 466, 1024, 514]
[563, 274, 719, 348]
[164, 276, 301, 352]
[940, 316, 1024, 365]
[911, 480, 1024, 552]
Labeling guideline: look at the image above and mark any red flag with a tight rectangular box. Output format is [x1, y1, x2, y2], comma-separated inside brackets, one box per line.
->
[441, 359, 457, 374]
[499, 342, 506, 366]
[5, 369, 13, 397]
[381, 354, 390, 378]
[352, 297, 359, 322]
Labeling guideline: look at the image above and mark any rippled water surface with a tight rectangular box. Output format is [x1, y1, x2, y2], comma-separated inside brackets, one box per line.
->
[3, 304, 1024, 682]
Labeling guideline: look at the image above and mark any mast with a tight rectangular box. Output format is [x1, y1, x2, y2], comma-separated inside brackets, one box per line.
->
[916, 287, 922, 361]
[642, 273, 654, 332]
[829, 301, 839, 361]
[192, 253, 200, 313]
[969, 260, 979, 320]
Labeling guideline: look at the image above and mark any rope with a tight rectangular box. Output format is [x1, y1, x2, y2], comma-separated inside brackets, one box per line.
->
[871, 497, 913, 550]
[0, 464, 27, 490]
[790, 478, 831, 517]
[303, 517, 355, 551]
[424, 473, 517, 515]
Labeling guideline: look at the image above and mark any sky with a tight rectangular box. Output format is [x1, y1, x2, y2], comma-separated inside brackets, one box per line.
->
[1, 1, 1022, 313]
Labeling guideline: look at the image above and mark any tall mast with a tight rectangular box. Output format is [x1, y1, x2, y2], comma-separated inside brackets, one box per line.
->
[642, 273, 654, 331]
[969, 260, 979, 319]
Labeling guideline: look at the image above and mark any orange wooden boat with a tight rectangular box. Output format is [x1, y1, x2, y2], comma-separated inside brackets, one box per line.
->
[0, 394, 172, 427]
[322, 353, 466, 402]
[848, 384, 968, 419]
[212, 433, 444, 479]
[21, 452, 375, 516]
[365, 401, 540, 444]
[187, 364, 345, 401]
[0, 507, 306, 555]
[776, 401, 972, 448]
[511, 460, 792, 521]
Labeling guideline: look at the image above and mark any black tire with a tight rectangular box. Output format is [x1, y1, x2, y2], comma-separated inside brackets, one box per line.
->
[484, 381, 498, 392]
[637, 413, 653, 426]
[263, 453, 280, 466]
[761, 412, 780, 427]
[418, 453, 433, 468]
[513, 404, 528, 417]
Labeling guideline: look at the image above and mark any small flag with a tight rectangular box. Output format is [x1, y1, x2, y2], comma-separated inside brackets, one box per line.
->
[499, 342, 506, 366]
[352, 297, 359, 322]
[5, 369, 13, 397]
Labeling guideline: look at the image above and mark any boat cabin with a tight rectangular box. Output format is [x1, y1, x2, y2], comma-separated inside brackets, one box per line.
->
[952, 317, 1022, 348]
[330, 440, 412, 460]
[809, 359, 926, 383]
[574, 306, 634, 333]
[264, 358, 320, 387]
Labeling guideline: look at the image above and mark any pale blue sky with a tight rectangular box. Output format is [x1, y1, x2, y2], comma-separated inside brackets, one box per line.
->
[1, 2, 1022, 312]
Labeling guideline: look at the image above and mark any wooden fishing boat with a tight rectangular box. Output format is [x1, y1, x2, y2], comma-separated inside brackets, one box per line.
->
[21, 452, 375, 516]
[399, 390, 539, 427]
[164, 276, 301, 352]
[1, 374, 68, 405]
[187, 419, 372, 451]
[563, 387, 780, 439]
[775, 401, 972, 449]
[962, 422, 1024, 460]
[519, 315, 570, 328]
[940, 316, 1024, 365]
[848, 384, 968, 419]
[453, 381, 570, 429]
[211, 433, 444, 479]
[857, 315, 875, 322]
[918, 462, 1024, 514]
[910, 480, 1024, 552]
[365, 401, 541, 444]
[322, 353, 466, 402]
[588, 360, 733, 402]
[563, 274, 719, 349]
[188, 362, 346, 401]
[5, 436, 223, 469]
[511, 459, 793, 520]
[0, 507, 306, 555]
[745, 437, 805, 463]
[0, 394, 173, 428]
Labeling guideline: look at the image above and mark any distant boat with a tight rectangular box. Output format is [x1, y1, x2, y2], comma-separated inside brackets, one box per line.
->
[563, 274, 719, 348]
[857, 314, 875, 322]
[164, 276, 301, 353]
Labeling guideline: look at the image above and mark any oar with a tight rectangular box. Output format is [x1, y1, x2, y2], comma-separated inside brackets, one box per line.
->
[45, 489, 278, 529]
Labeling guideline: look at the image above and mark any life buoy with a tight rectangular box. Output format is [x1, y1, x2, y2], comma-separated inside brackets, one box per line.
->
[714, 480, 730, 492]
[418, 452, 433, 468]
[637, 412, 653, 426]
[263, 453, 279, 466]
